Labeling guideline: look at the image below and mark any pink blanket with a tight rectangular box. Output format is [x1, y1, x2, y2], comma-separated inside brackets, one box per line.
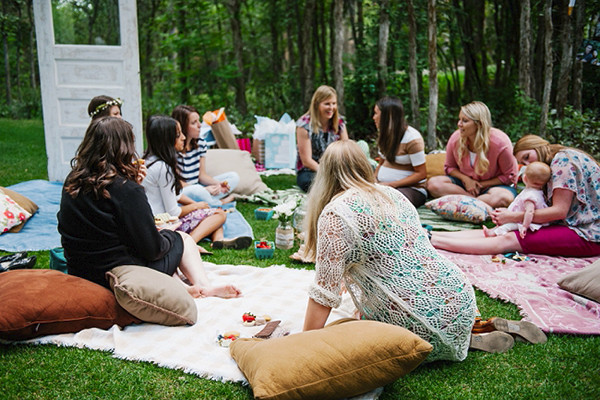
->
[438, 250, 600, 335]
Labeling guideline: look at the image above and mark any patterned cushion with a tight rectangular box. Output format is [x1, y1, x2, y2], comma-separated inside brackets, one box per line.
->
[0, 191, 32, 235]
[425, 194, 492, 224]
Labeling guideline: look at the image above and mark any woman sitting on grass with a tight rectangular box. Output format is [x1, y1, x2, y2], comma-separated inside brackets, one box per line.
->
[58, 116, 241, 299]
[300, 140, 509, 361]
[141, 115, 250, 251]
[431, 135, 600, 256]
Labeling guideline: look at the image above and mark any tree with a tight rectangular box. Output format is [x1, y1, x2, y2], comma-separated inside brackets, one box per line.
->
[519, 0, 532, 97]
[331, 0, 345, 113]
[225, 0, 248, 115]
[555, 0, 574, 118]
[376, 0, 390, 98]
[427, 0, 438, 150]
[407, 0, 420, 129]
[540, 0, 553, 137]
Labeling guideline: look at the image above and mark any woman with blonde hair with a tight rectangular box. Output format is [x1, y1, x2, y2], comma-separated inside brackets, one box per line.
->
[301, 140, 491, 361]
[431, 134, 600, 256]
[295, 85, 349, 192]
[426, 101, 517, 208]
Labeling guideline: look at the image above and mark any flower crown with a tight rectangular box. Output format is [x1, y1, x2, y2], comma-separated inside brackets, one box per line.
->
[89, 98, 123, 117]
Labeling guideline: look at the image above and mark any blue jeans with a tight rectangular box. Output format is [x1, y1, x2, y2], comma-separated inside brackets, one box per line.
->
[182, 171, 240, 206]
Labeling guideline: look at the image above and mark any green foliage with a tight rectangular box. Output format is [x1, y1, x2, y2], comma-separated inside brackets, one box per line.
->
[547, 106, 600, 160]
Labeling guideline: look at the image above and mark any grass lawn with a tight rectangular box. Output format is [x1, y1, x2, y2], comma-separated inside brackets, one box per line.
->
[1, 118, 599, 399]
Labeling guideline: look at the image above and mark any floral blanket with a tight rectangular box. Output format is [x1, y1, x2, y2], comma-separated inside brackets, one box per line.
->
[439, 250, 600, 335]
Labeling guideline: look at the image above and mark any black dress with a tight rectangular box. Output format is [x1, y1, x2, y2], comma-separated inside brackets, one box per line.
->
[58, 176, 183, 288]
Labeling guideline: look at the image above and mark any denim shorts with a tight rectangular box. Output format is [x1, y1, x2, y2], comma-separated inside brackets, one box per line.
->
[448, 176, 517, 197]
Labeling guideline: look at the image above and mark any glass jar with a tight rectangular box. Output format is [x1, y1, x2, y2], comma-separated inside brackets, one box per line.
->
[275, 220, 294, 249]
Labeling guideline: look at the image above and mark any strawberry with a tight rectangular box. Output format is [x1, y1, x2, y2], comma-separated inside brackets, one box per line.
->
[242, 312, 256, 322]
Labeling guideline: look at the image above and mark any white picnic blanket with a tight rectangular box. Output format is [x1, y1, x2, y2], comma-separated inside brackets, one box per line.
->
[25, 263, 358, 383]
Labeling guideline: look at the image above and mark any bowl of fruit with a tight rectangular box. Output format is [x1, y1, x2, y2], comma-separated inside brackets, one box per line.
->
[254, 240, 274, 259]
[254, 207, 274, 220]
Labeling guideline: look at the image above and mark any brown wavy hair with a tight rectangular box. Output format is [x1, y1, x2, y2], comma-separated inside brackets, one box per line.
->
[171, 104, 200, 149]
[376, 96, 408, 165]
[513, 134, 600, 167]
[64, 117, 139, 199]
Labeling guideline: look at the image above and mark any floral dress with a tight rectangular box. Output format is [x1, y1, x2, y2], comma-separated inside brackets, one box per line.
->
[548, 149, 600, 242]
[308, 185, 477, 362]
[295, 114, 345, 172]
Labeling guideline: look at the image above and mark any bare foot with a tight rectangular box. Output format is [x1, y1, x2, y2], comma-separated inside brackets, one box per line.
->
[483, 226, 497, 237]
[204, 284, 242, 298]
[186, 285, 206, 298]
[220, 194, 235, 205]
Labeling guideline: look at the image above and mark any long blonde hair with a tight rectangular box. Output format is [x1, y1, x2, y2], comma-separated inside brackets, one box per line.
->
[307, 85, 340, 135]
[513, 134, 600, 167]
[303, 140, 390, 259]
[457, 101, 491, 175]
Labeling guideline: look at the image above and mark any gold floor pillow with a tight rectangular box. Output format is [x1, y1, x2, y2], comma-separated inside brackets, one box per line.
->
[230, 318, 432, 400]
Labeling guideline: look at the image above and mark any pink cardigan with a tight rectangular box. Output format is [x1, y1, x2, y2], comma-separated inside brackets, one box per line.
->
[444, 128, 518, 186]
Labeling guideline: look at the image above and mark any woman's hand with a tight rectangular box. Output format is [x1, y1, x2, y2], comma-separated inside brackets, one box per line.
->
[463, 177, 481, 196]
[136, 163, 147, 184]
[205, 184, 221, 196]
[194, 201, 209, 210]
[491, 208, 521, 225]
[219, 181, 230, 194]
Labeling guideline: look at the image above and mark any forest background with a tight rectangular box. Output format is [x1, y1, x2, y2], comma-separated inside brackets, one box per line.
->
[1, 0, 600, 157]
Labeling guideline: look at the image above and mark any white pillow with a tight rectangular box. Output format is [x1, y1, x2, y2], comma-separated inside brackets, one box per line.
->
[205, 149, 269, 196]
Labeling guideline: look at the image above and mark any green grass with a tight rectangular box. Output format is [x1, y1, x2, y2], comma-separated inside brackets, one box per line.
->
[1, 118, 600, 399]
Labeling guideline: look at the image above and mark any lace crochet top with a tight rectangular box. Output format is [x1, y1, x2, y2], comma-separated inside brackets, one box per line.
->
[308, 185, 477, 362]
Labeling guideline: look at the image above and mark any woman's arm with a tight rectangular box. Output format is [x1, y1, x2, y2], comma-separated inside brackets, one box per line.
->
[303, 298, 332, 331]
[492, 188, 572, 225]
[379, 163, 427, 188]
[339, 123, 349, 140]
[449, 169, 481, 196]
[177, 194, 209, 217]
[196, 157, 224, 195]
[297, 126, 319, 172]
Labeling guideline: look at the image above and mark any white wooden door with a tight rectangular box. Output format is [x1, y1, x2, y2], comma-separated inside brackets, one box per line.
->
[34, 0, 143, 182]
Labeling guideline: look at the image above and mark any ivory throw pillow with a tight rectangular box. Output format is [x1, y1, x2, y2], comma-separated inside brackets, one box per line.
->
[106, 265, 197, 326]
[425, 194, 493, 224]
[0, 269, 139, 341]
[557, 259, 600, 303]
[205, 149, 269, 196]
[229, 318, 432, 400]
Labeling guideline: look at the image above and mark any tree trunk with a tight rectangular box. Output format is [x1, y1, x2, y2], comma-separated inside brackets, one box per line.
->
[539, 0, 553, 138]
[453, 0, 482, 99]
[555, 0, 573, 118]
[407, 0, 420, 130]
[332, 0, 345, 114]
[27, 0, 36, 90]
[2, 0, 10, 106]
[315, 1, 327, 82]
[376, 0, 390, 98]
[519, 0, 532, 97]
[269, 0, 281, 77]
[300, 0, 316, 109]
[225, 0, 248, 115]
[572, 0, 585, 111]
[427, 0, 438, 151]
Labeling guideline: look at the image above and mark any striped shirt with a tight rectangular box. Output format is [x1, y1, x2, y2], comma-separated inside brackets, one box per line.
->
[177, 140, 208, 183]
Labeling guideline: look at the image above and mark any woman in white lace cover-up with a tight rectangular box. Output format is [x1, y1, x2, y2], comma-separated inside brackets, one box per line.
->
[302, 140, 477, 362]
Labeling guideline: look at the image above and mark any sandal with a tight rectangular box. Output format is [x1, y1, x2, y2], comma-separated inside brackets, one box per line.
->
[490, 317, 547, 344]
[470, 331, 514, 353]
[471, 317, 496, 334]
[212, 236, 253, 250]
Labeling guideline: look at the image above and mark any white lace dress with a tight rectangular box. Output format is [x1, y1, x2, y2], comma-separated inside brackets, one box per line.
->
[308, 185, 477, 362]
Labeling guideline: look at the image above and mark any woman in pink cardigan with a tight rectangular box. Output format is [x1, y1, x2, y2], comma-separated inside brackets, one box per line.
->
[426, 101, 517, 208]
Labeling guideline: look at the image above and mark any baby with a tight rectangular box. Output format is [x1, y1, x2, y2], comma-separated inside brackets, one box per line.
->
[484, 161, 551, 238]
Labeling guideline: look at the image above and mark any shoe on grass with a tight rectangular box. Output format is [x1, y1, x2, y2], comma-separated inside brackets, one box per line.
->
[470, 331, 514, 353]
[212, 236, 253, 250]
[490, 317, 547, 344]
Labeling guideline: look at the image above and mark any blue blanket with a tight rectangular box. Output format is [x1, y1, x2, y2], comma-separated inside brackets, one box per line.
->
[0, 180, 253, 252]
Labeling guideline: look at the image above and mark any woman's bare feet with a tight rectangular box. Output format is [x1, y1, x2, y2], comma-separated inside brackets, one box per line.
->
[186, 284, 242, 299]
[220, 194, 235, 205]
[204, 285, 242, 298]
